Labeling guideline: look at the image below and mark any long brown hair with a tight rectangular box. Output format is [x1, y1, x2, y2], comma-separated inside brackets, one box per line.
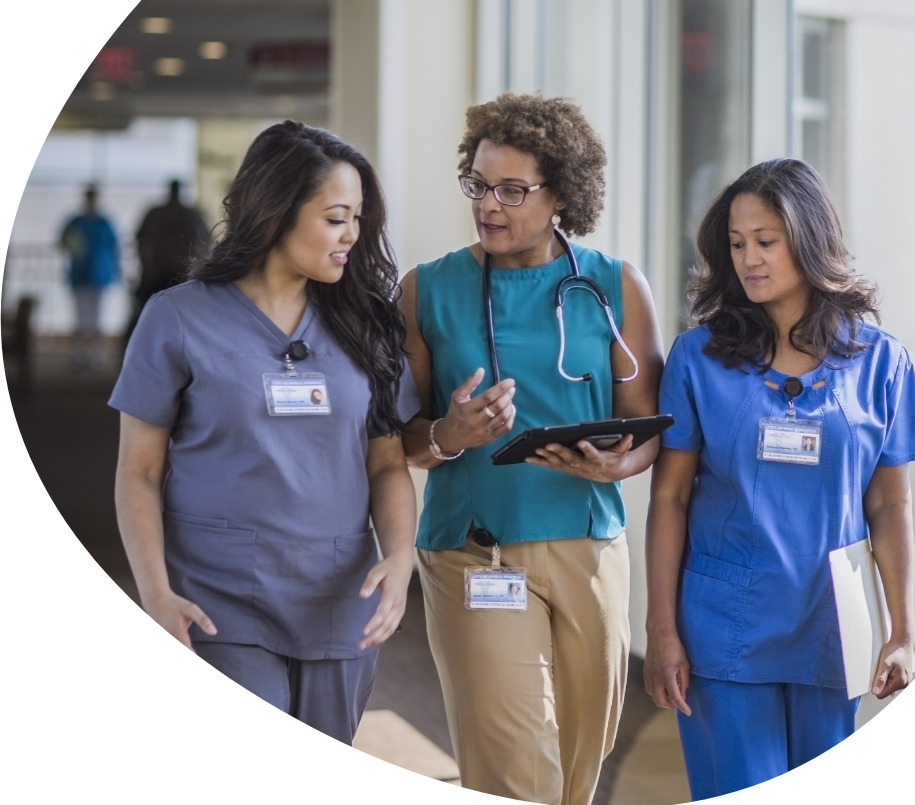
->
[189, 122, 405, 432]
[690, 158, 878, 370]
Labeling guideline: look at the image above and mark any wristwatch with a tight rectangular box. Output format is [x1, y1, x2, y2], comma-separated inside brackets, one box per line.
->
[429, 418, 464, 461]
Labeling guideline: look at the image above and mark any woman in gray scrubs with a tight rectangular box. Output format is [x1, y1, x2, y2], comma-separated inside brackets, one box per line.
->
[111, 123, 419, 743]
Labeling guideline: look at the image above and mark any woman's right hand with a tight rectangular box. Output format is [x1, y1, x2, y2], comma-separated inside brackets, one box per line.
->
[144, 590, 217, 651]
[644, 630, 693, 716]
[432, 368, 517, 454]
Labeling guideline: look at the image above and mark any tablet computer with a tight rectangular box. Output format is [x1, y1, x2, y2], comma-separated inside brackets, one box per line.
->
[490, 414, 675, 466]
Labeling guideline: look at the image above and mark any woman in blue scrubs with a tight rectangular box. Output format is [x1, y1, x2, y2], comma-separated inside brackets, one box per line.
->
[644, 158, 915, 799]
[111, 123, 418, 743]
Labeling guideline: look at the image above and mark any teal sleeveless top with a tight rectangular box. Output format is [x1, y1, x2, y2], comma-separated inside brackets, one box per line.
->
[415, 243, 627, 550]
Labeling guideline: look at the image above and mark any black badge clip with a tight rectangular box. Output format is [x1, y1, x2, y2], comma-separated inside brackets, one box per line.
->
[782, 376, 803, 419]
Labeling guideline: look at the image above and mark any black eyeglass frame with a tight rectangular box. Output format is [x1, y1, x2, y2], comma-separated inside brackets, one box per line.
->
[458, 174, 548, 206]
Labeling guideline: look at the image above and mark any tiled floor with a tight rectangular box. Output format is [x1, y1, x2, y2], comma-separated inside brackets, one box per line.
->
[354, 710, 460, 783]
[612, 710, 691, 805]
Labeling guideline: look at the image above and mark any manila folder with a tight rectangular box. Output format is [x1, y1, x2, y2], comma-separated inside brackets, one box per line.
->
[829, 538, 889, 699]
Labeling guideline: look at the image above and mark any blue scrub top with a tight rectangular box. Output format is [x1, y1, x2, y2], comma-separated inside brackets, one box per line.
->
[110, 280, 420, 660]
[660, 323, 915, 688]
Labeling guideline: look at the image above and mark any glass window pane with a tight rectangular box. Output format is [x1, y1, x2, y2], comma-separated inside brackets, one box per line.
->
[802, 31, 827, 100]
[678, 0, 752, 322]
[795, 17, 844, 213]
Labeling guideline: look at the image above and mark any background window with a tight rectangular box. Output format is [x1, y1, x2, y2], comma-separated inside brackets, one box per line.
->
[794, 16, 846, 213]
[677, 0, 753, 323]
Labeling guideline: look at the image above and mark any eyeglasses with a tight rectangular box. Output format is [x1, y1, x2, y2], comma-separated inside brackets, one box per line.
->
[458, 174, 547, 206]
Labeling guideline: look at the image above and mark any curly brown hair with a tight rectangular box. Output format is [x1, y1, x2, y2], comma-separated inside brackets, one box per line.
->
[456, 93, 606, 238]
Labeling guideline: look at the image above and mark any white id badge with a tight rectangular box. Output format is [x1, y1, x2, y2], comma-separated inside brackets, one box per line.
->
[464, 567, 528, 611]
[263, 372, 331, 416]
[757, 417, 823, 465]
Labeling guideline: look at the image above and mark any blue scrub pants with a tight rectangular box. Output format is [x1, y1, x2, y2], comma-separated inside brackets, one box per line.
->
[194, 642, 379, 745]
[676, 677, 858, 800]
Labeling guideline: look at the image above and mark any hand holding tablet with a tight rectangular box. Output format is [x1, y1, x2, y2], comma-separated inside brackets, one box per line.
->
[490, 414, 675, 465]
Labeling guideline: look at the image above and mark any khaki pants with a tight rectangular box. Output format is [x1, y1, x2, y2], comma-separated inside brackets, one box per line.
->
[418, 534, 630, 805]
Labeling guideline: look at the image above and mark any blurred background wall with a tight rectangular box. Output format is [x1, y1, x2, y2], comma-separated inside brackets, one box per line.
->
[5, 0, 915, 664]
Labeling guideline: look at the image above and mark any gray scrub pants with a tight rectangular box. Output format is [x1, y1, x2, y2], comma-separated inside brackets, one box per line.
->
[194, 642, 379, 744]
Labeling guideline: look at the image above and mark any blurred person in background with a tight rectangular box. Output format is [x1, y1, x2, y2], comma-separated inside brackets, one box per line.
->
[126, 179, 209, 344]
[111, 123, 419, 743]
[644, 158, 915, 800]
[399, 93, 664, 805]
[59, 185, 119, 369]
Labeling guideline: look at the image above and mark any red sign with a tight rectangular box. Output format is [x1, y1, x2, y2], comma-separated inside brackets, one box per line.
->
[248, 41, 330, 71]
[92, 46, 134, 83]
[681, 31, 713, 73]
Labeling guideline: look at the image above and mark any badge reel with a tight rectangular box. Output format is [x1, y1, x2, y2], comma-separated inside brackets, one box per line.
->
[757, 376, 822, 465]
[464, 529, 528, 612]
[263, 339, 331, 416]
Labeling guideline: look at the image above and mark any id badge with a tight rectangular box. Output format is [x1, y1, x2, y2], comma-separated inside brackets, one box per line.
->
[464, 567, 528, 611]
[757, 417, 822, 465]
[263, 372, 331, 416]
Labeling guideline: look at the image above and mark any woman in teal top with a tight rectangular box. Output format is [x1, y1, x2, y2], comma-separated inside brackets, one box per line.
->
[399, 94, 664, 805]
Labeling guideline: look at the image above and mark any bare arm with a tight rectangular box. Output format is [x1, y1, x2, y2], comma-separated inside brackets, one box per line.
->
[527, 261, 666, 482]
[864, 463, 915, 698]
[115, 412, 217, 648]
[397, 268, 516, 469]
[643, 447, 700, 715]
[358, 433, 418, 649]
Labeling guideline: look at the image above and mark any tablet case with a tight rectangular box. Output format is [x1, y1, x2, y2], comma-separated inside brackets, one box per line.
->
[491, 414, 674, 465]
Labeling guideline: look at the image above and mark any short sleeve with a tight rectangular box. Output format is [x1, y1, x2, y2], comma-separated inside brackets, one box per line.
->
[108, 293, 190, 428]
[659, 334, 704, 451]
[366, 358, 422, 439]
[878, 346, 915, 466]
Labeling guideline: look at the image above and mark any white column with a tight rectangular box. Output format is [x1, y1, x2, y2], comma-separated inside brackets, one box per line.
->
[377, 0, 409, 263]
[476, 0, 509, 102]
[329, 0, 381, 164]
[845, 16, 915, 352]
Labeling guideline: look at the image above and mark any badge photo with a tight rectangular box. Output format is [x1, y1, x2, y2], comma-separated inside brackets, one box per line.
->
[263, 371, 331, 416]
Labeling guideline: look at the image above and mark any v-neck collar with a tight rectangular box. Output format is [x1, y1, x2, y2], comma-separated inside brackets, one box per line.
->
[226, 281, 316, 347]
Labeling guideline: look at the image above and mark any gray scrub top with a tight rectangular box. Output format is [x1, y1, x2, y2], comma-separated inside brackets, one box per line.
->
[109, 280, 420, 660]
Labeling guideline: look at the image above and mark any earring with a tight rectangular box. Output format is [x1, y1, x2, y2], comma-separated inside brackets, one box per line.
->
[551, 214, 561, 226]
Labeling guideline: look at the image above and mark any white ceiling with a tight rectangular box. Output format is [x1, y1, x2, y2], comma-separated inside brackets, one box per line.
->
[59, 0, 331, 128]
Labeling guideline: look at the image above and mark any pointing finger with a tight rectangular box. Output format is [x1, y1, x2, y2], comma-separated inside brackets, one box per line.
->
[453, 368, 486, 403]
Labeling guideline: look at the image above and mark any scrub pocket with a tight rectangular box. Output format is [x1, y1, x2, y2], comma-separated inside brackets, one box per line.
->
[254, 530, 380, 658]
[328, 531, 380, 654]
[163, 513, 258, 641]
[677, 552, 751, 678]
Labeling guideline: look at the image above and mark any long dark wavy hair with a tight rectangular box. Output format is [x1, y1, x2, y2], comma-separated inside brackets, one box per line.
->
[188, 121, 405, 432]
[690, 158, 878, 370]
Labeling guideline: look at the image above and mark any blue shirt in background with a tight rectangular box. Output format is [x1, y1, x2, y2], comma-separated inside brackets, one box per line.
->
[60, 213, 119, 287]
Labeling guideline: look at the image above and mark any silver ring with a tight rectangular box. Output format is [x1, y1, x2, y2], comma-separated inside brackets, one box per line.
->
[483, 406, 497, 419]
[571, 459, 583, 467]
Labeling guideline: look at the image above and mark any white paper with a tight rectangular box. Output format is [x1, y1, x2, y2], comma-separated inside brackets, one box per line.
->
[829, 538, 890, 699]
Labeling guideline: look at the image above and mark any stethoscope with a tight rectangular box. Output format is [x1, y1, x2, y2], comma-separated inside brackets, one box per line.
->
[482, 229, 639, 384]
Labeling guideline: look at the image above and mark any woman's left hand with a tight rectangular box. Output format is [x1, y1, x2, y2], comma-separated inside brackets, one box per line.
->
[871, 638, 914, 699]
[357, 548, 414, 650]
[525, 434, 635, 483]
